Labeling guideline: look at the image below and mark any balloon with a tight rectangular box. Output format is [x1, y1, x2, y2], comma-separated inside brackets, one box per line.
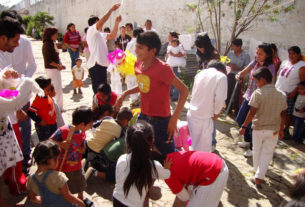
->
[107, 49, 126, 65]
[0, 89, 19, 98]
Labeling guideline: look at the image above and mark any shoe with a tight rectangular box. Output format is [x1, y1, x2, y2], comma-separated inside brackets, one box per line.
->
[250, 177, 262, 189]
[83, 198, 94, 207]
[238, 141, 250, 148]
[244, 149, 253, 157]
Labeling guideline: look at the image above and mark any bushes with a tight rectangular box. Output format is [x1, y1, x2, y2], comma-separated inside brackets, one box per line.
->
[23, 12, 54, 39]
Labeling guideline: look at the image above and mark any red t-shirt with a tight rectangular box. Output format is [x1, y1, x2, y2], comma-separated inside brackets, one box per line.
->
[165, 151, 223, 194]
[135, 59, 175, 117]
[96, 91, 118, 106]
[28, 95, 56, 125]
[51, 125, 86, 173]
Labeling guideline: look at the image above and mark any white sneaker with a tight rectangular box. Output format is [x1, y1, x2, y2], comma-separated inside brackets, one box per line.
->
[238, 141, 250, 148]
[244, 149, 253, 157]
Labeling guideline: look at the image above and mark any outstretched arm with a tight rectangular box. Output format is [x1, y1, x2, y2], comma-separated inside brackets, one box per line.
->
[96, 3, 120, 31]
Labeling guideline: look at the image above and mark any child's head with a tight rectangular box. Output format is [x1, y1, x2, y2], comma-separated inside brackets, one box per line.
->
[97, 83, 112, 102]
[133, 28, 144, 38]
[298, 81, 305, 95]
[116, 107, 133, 127]
[136, 31, 161, 61]
[120, 26, 126, 35]
[207, 60, 226, 74]
[75, 58, 82, 67]
[171, 38, 179, 47]
[35, 76, 52, 96]
[49, 85, 56, 97]
[72, 106, 94, 131]
[124, 121, 157, 197]
[253, 67, 273, 88]
[33, 140, 60, 169]
[125, 23, 133, 32]
[93, 104, 113, 121]
[290, 173, 305, 201]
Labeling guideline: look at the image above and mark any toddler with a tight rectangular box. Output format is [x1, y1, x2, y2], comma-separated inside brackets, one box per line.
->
[72, 58, 84, 94]
[292, 81, 305, 144]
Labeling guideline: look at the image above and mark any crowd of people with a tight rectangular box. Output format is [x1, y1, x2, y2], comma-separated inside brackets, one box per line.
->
[0, 3, 304, 207]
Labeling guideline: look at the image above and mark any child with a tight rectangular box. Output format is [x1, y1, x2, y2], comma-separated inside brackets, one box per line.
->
[292, 81, 305, 144]
[113, 121, 172, 207]
[240, 67, 287, 188]
[51, 106, 94, 200]
[92, 83, 117, 109]
[27, 140, 85, 207]
[27, 76, 57, 141]
[173, 121, 191, 151]
[72, 58, 84, 94]
[86, 107, 133, 182]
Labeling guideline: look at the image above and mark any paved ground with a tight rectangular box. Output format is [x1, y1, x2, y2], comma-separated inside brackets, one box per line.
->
[2, 36, 305, 207]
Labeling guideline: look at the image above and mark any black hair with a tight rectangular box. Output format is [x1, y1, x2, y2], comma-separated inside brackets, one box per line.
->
[298, 81, 305, 88]
[257, 43, 273, 66]
[123, 121, 158, 197]
[42, 27, 58, 43]
[133, 28, 144, 38]
[84, 27, 88, 33]
[171, 38, 180, 45]
[288, 46, 301, 55]
[33, 140, 60, 165]
[232, 38, 242, 47]
[145, 19, 152, 24]
[169, 31, 179, 39]
[35, 76, 52, 89]
[120, 26, 126, 29]
[207, 60, 226, 74]
[0, 10, 22, 24]
[137, 31, 161, 55]
[195, 33, 216, 62]
[104, 27, 111, 33]
[125, 23, 133, 29]
[116, 107, 133, 121]
[270, 43, 278, 54]
[66, 23, 75, 31]
[97, 83, 111, 95]
[92, 104, 113, 121]
[253, 67, 273, 83]
[88, 16, 99, 26]
[290, 173, 305, 201]
[0, 17, 24, 38]
[72, 106, 94, 126]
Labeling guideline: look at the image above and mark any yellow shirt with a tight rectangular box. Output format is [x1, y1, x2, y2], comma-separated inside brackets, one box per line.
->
[87, 118, 122, 153]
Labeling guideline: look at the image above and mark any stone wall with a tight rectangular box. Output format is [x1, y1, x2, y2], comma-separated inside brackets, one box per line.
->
[16, 0, 305, 54]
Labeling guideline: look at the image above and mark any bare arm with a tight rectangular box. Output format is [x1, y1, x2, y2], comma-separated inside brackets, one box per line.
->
[28, 189, 42, 204]
[61, 184, 85, 207]
[278, 110, 286, 139]
[236, 64, 252, 80]
[106, 15, 122, 40]
[239, 107, 257, 135]
[96, 3, 120, 31]
[115, 86, 140, 111]
[167, 77, 189, 138]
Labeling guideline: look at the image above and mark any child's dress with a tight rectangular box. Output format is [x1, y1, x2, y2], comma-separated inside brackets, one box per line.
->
[166, 45, 186, 68]
[29, 170, 76, 207]
[173, 121, 191, 151]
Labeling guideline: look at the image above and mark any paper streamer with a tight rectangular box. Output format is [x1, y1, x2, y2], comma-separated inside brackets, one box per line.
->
[119, 0, 124, 15]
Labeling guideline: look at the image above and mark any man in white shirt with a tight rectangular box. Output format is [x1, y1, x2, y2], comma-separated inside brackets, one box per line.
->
[86, 4, 121, 94]
[143, 19, 157, 33]
[187, 60, 228, 152]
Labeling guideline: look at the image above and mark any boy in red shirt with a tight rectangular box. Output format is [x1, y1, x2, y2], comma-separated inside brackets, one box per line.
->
[92, 83, 117, 109]
[27, 76, 57, 141]
[51, 106, 93, 200]
[116, 32, 189, 159]
[165, 151, 228, 207]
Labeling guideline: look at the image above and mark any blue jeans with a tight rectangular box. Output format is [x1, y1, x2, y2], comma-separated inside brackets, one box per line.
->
[292, 116, 305, 142]
[212, 121, 217, 146]
[19, 103, 32, 159]
[170, 67, 180, 101]
[236, 100, 253, 150]
[68, 48, 80, 68]
[138, 113, 176, 159]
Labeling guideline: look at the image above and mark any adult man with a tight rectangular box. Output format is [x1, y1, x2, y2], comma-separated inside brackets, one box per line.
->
[187, 60, 227, 152]
[86, 3, 121, 94]
[116, 32, 189, 159]
[2, 10, 37, 173]
[226, 38, 250, 115]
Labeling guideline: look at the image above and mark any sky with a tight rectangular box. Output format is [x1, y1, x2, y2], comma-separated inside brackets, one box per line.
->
[0, 0, 23, 7]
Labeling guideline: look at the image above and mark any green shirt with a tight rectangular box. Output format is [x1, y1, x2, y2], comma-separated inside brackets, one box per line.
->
[103, 136, 125, 162]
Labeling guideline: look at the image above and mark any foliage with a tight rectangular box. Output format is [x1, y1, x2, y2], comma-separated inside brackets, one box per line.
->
[187, 0, 296, 55]
[24, 11, 54, 39]
[22, 15, 32, 29]
[180, 73, 194, 91]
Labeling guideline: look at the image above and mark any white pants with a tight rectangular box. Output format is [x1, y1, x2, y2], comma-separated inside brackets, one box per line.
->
[188, 162, 229, 207]
[187, 113, 213, 152]
[252, 130, 278, 180]
[125, 75, 138, 101]
[45, 69, 63, 110]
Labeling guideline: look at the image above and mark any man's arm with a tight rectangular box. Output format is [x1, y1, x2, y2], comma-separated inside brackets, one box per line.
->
[167, 77, 189, 138]
[106, 16, 122, 40]
[96, 3, 120, 31]
[239, 107, 257, 135]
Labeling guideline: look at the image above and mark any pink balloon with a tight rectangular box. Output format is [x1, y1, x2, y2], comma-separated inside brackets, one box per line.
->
[107, 49, 126, 65]
[0, 89, 19, 98]
[187, 137, 192, 146]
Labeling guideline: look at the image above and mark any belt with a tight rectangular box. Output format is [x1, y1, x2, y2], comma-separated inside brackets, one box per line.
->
[142, 114, 170, 121]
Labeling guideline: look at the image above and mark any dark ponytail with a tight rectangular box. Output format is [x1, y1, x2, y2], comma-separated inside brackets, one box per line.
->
[123, 121, 158, 197]
[32, 140, 60, 165]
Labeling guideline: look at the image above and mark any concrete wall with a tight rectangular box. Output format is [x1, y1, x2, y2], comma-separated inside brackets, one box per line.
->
[16, 0, 305, 54]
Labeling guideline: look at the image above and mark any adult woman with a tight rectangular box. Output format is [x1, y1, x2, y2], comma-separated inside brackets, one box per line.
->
[195, 33, 220, 69]
[275, 46, 305, 138]
[235, 43, 275, 157]
[64, 23, 81, 68]
[42, 27, 66, 111]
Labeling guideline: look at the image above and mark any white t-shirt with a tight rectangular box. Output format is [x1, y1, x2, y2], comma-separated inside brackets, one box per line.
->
[188, 68, 227, 119]
[166, 45, 186, 67]
[293, 94, 305, 118]
[86, 23, 109, 68]
[275, 60, 305, 93]
[113, 153, 170, 207]
[72, 65, 84, 80]
[4, 36, 37, 77]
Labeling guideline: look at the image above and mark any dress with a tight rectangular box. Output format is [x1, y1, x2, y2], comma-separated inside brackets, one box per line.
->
[166, 45, 186, 67]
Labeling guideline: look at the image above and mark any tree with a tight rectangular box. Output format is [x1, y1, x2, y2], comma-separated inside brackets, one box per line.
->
[25, 11, 54, 39]
[187, 0, 296, 55]
[22, 15, 32, 29]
